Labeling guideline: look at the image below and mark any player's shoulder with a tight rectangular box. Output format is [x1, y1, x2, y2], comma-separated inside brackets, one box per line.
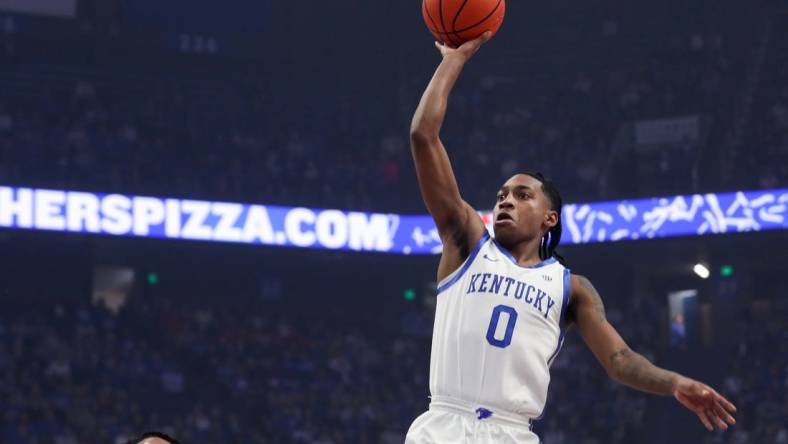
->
[569, 273, 591, 288]
[563, 274, 596, 323]
[567, 273, 603, 305]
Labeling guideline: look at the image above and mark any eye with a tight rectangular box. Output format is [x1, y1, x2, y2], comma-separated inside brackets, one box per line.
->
[496, 193, 504, 201]
[517, 192, 528, 199]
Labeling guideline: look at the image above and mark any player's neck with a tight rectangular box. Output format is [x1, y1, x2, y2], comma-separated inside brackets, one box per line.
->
[501, 237, 544, 268]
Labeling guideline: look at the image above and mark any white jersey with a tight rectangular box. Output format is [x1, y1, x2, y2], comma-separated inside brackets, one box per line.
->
[429, 231, 571, 423]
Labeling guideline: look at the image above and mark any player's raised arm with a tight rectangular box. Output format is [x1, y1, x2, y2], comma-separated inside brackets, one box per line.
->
[410, 33, 491, 266]
[568, 274, 738, 432]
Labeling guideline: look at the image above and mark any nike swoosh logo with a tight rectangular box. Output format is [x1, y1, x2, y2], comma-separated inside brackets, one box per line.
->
[483, 254, 498, 262]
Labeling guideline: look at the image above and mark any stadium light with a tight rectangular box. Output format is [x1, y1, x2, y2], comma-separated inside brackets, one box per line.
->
[693, 263, 710, 279]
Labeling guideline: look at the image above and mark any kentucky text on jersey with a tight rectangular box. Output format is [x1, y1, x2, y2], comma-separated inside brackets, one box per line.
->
[465, 272, 556, 319]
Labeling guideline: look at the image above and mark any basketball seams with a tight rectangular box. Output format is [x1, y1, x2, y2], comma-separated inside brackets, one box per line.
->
[423, 0, 504, 45]
[424, 0, 454, 46]
[437, 0, 461, 46]
[453, 0, 503, 34]
[450, 0, 470, 45]
[423, 1, 445, 43]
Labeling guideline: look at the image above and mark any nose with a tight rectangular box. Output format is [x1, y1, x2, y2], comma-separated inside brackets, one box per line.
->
[498, 194, 515, 209]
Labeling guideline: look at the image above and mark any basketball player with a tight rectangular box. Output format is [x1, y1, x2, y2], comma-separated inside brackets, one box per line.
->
[405, 32, 737, 443]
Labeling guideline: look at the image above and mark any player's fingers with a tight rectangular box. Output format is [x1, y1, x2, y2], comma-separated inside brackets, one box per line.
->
[712, 391, 737, 413]
[696, 409, 714, 432]
[462, 31, 492, 51]
[436, 41, 455, 55]
[713, 401, 736, 425]
[707, 408, 728, 430]
[467, 32, 491, 49]
[462, 37, 482, 50]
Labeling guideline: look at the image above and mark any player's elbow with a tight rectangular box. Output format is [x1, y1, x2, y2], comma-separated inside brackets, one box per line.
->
[409, 115, 440, 144]
[409, 126, 438, 146]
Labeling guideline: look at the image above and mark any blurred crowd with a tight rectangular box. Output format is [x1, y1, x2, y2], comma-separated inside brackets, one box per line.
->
[0, 282, 788, 444]
[0, 277, 784, 444]
[0, 4, 784, 213]
[0, 295, 426, 444]
[719, 19, 788, 191]
[709, 305, 788, 444]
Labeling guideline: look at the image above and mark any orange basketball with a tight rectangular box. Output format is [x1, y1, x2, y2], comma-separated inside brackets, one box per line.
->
[422, 0, 505, 46]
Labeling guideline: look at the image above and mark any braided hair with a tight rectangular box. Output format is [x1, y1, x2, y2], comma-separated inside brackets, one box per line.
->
[124, 432, 181, 444]
[524, 172, 566, 266]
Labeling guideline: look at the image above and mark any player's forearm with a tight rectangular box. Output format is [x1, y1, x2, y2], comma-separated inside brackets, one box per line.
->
[410, 55, 467, 139]
[608, 347, 680, 396]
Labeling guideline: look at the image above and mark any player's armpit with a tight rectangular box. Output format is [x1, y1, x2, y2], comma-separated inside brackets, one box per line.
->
[433, 201, 487, 283]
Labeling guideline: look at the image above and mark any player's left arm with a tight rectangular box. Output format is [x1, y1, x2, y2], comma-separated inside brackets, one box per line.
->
[568, 274, 737, 432]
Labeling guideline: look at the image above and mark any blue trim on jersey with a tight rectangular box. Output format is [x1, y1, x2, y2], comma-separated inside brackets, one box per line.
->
[546, 268, 571, 367]
[537, 268, 572, 423]
[436, 232, 490, 295]
[492, 240, 557, 269]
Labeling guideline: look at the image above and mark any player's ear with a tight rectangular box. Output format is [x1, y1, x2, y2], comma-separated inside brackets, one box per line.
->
[544, 210, 558, 229]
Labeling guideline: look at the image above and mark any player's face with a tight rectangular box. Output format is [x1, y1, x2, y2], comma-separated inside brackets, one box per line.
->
[492, 174, 557, 247]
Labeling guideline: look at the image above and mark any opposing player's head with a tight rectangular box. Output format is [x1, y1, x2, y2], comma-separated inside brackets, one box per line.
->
[125, 432, 181, 444]
[493, 172, 563, 263]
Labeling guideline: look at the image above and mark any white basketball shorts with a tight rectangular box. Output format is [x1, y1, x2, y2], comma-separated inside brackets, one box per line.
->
[405, 396, 541, 444]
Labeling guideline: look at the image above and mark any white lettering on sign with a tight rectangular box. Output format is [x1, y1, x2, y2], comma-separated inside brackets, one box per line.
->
[242, 205, 274, 243]
[285, 208, 316, 247]
[35, 190, 66, 230]
[132, 197, 165, 236]
[66, 192, 100, 232]
[0, 187, 33, 228]
[101, 194, 132, 234]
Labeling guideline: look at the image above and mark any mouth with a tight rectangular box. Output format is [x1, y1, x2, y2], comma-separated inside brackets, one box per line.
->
[494, 213, 515, 227]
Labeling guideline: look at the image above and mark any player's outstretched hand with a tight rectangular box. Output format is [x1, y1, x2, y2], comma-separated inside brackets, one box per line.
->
[673, 376, 737, 432]
[435, 31, 492, 62]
